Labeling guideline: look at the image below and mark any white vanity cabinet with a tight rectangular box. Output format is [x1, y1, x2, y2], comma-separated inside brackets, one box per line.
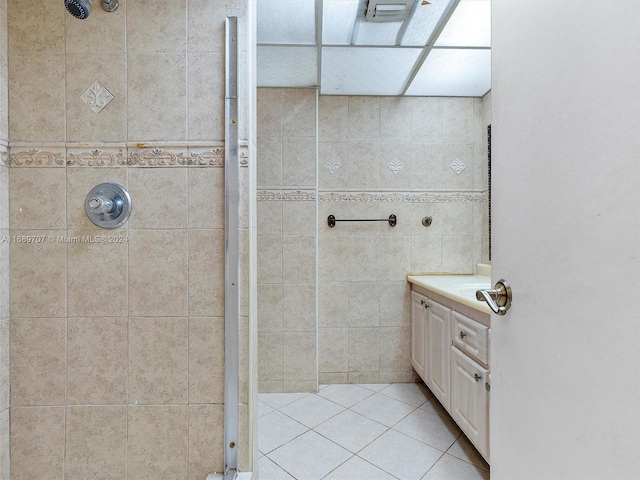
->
[410, 291, 452, 412]
[409, 283, 491, 463]
[450, 311, 490, 460]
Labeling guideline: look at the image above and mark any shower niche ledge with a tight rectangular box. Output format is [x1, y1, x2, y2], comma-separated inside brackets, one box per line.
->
[408, 269, 491, 463]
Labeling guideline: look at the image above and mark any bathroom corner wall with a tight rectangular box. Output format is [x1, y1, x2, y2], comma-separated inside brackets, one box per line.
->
[257, 88, 318, 393]
[6, 0, 254, 478]
[0, 0, 8, 477]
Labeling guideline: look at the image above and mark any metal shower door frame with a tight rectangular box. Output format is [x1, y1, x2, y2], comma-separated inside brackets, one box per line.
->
[224, 15, 240, 480]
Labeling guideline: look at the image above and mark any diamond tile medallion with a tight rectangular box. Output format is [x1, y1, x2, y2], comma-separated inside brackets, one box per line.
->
[80, 80, 114, 115]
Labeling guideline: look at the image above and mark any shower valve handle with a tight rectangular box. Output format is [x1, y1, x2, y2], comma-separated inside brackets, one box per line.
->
[88, 195, 116, 214]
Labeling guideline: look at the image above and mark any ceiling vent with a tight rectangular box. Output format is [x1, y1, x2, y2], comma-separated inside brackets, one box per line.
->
[365, 0, 412, 22]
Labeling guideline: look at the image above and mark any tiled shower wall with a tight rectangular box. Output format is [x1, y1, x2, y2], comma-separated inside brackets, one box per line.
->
[5, 1, 255, 479]
[257, 88, 318, 393]
[0, 0, 8, 477]
[257, 89, 491, 390]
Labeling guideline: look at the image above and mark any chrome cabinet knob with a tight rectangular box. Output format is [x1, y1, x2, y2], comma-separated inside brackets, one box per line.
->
[459, 331, 467, 339]
[474, 373, 482, 382]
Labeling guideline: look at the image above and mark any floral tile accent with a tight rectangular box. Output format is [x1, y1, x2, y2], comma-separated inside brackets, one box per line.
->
[80, 81, 114, 115]
[449, 158, 467, 175]
[324, 156, 342, 175]
[387, 158, 405, 175]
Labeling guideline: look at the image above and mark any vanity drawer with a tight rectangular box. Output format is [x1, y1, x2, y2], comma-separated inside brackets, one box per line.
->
[451, 311, 489, 365]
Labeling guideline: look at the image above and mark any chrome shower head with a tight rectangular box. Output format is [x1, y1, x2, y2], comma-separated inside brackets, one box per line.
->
[65, 0, 118, 19]
[65, 0, 92, 19]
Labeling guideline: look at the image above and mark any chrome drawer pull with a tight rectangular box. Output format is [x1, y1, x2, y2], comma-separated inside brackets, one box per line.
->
[459, 331, 467, 339]
[474, 373, 482, 382]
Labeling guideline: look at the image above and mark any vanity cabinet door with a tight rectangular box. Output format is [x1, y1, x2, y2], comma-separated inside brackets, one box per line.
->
[410, 291, 428, 381]
[450, 345, 490, 462]
[427, 299, 452, 411]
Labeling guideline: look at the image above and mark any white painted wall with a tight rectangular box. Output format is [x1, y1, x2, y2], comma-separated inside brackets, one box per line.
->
[491, 1, 640, 478]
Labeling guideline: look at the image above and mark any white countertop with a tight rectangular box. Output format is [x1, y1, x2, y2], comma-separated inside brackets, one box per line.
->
[407, 273, 492, 315]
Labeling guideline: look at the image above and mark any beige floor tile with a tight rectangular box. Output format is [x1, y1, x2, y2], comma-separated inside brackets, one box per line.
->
[258, 410, 308, 454]
[393, 409, 462, 452]
[279, 394, 344, 429]
[316, 384, 374, 408]
[379, 382, 433, 407]
[324, 456, 396, 480]
[421, 453, 489, 480]
[314, 409, 387, 454]
[350, 392, 416, 427]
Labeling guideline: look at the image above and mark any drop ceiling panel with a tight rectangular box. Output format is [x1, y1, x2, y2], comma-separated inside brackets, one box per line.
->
[257, 0, 317, 44]
[321, 47, 422, 95]
[406, 48, 491, 96]
[435, 0, 491, 47]
[257, 46, 318, 87]
[322, 0, 360, 45]
[401, 0, 453, 46]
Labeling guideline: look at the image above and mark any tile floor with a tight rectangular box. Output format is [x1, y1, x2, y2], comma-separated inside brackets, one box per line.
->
[258, 383, 490, 480]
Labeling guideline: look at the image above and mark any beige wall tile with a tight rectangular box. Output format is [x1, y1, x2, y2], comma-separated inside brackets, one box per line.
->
[0, 165, 8, 229]
[318, 282, 349, 328]
[257, 284, 283, 332]
[257, 136, 282, 186]
[67, 317, 127, 405]
[129, 317, 188, 405]
[128, 167, 188, 228]
[128, 229, 188, 317]
[127, 54, 186, 141]
[257, 234, 282, 284]
[282, 201, 315, 236]
[380, 97, 412, 142]
[282, 89, 316, 137]
[283, 332, 315, 382]
[187, 168, 225, 228]
[257, 88, 282, 139]
[8, 0, 64, 53]
[10, 406, 65, 479]
[411, 235, 442, 274]
[65, 406, 127, 480]
[347, 142, 380, 190]
[348, 282, 380, 328]
[128, 406, 188, 478]
[9, 53, 65, 141]
[318, 236, 349, 283]
[0, 320, 8, 410]
[188, 317, 224, 404]
[348, 97, 380, 142]
[379, 371, 414, 383]
[348, 371, 380, 384]
[319, 327, 348, 374]
[440, 203, 474, 236]
[282, 235, 315, 284]
[188, 404, 224, 480]
[379, 326, 410, 372]
[127, 0, 186, 53]
[0, 408, 8, 480]
[319, 95, 348, 142]
[378, 235, 411, 281]
[442, 143, 474, 190]
[257, 200, 282, 235]
[188, 229, 224, 317]
[65, 165, 127, 229]
[187, 0, 247, 53]
[318, 141, 348, 190]
[443, 97, 474, 144]
[10, 167, 66, 229]
[347, 236, 379, 281]
[379, 282, 410, 327]
[348, 327, 379, 373]
[11, 318, 66, 406]
[282, 137, 315, 186]
[66, 54, 127, 142]
[188, 53, 224, 141]
[442, 235, 473, 274]
[319, 372, 348, 384]
[10, 231, 66, 317]
[411, 97, 443, 143]
[65, 0, 126, 54]
[283, 381, 316, 393]
[258, 381, 284, 393]
[411, 143, 443, 190]
[67, 232, 128, 317]
[0, 232, 7, 319]
[258, 332, 283, 382]
[380, 142, 412, 190]
[282, 284, 315, 332]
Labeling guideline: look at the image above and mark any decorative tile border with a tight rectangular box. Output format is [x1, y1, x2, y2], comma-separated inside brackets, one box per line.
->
[318, 190, 487, 203]
[256, 188, 487, 203]
[7, 142, 250, 168]
[257, 188, 316, 201]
